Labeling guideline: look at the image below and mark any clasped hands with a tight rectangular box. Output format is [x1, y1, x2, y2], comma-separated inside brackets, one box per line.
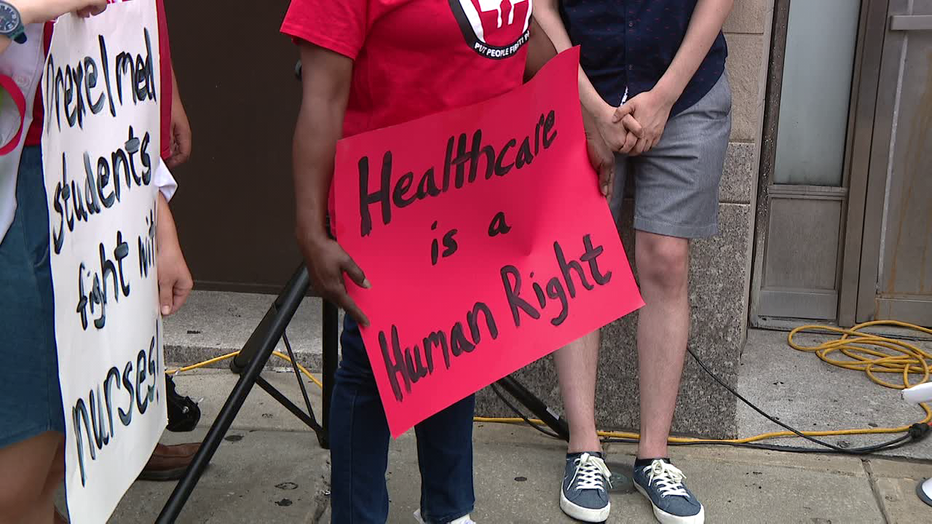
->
[597, 88, 676, 157]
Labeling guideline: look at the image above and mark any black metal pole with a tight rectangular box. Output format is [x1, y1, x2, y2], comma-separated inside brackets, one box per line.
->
[231, 266, 310, 373]
[156, 267, 310, 523]
[496, 375, 571, 441]
[319, 301, 339, 449]
[255, 376, 322, 431]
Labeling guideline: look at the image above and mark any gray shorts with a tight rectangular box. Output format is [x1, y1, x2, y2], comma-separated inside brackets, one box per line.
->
[609, 71, 732, 239]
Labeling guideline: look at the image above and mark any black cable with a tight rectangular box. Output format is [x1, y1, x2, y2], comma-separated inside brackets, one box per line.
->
[490, 383, 562, 440]
[493, 345, 930, 455]
[685, 347, 927, 455]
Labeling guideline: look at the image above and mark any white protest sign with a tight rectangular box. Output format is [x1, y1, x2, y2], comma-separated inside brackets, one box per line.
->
[41, 1, 165, 521]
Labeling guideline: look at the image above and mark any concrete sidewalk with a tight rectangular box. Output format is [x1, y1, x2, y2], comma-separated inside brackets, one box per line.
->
[107, 369, 932, 523]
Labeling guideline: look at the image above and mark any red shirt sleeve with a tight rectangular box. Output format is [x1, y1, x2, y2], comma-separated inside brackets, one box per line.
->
[280, 0, 368, 59]
[157, 0, 172, 161]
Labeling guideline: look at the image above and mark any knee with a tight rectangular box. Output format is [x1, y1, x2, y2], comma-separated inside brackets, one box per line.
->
[636, 236, 689, 294]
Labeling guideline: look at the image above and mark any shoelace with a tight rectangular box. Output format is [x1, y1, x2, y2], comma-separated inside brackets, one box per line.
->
[643, 460, 689, 498]
[569, 452, 613, 491]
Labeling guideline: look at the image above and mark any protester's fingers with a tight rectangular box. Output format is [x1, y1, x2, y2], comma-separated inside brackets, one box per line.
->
[76, 1, 107, 18]
[612, 102, 635, 124]
[620, 132, 638, 154]
[622, 115, 643, 138]
[168, 115, 193, 168]
[600, 161, 614, 200]
[159, 279, 173, 316]
[644, 138, 657, 154]
[176, 128, 192, 165]
[633, 137, 650, 156]
[342, 254, 371, 289]
[337, 292, 370, 328]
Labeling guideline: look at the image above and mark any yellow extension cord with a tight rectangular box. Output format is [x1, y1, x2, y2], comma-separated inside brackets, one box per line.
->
[167, 320, 932, 447]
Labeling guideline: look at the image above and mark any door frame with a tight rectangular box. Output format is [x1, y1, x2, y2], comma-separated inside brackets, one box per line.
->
[837, 0, 892, 326]
[750, 0, 872, 326]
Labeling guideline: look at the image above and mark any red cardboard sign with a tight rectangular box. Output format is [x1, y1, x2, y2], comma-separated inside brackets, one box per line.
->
[332, 48, 643, 437]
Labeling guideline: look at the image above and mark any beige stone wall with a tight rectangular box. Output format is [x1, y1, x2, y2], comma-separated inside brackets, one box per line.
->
[726, 0, 771, 143]
[477, 1, 774, 438]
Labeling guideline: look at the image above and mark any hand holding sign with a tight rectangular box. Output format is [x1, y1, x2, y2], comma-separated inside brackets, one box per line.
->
[14, 0, 107, 24]
[298, 232, 371, 327]
[332, 48, 643, 436]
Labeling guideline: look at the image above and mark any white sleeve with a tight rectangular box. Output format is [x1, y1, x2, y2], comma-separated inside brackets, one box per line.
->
[153, 158, 178, 202]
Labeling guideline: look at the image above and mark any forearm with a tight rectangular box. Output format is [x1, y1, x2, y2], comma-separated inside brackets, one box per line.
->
[524, 17, 557, 82]
[156, 192, 179, 251]
[533, 1, 612, 117]
[293, 94, 344, 242]
[0, 37, 10, 55]
[171, 65, 181, 105]
[525, 13, 610, 171]
[291, 43, 352, 247]
[655, 0, 733, 101]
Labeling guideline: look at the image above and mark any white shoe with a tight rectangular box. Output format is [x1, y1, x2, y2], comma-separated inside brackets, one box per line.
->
[414, 509, 476, 524]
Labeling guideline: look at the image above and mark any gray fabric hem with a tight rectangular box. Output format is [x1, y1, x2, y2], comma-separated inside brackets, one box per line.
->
[632, 217, 719, 239]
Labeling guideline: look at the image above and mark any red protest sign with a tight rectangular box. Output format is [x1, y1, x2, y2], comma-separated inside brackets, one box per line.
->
[332, 48, 643, 437]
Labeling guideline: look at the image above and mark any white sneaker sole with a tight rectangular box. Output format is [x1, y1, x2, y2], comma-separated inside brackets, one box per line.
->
[634, 484, 705, 524]
[559, 489, 611, 522]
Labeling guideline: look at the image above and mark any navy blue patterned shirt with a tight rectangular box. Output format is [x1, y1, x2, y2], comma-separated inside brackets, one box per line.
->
[559, 0, 728, 115]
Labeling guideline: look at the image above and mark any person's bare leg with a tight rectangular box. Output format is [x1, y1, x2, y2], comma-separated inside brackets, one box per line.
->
[0, 431, 63, 524]
[634, 231, 690, 459]
[45, 437, 66, 522]
[554, 330, 601, 453]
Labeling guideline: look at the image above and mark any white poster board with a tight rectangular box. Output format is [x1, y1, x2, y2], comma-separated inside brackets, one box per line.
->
[41, 2, 165, 521]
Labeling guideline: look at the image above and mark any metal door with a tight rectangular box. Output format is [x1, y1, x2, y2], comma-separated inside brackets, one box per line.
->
[163, 1, 303, 292]
[855, 0, 932, 325]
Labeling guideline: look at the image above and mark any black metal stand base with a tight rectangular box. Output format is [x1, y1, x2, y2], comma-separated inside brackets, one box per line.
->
[156, 264, 569, 523]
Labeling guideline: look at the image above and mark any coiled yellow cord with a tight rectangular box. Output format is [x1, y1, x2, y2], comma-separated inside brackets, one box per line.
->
[168, 320, 931, 445]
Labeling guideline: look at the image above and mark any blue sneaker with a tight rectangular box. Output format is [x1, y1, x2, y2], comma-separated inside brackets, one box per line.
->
[633, 459, 704, 524]
[560, 452, 612, 522]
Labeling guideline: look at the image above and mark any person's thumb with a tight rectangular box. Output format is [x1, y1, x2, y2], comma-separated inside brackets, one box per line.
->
[612, 101, 635, 123]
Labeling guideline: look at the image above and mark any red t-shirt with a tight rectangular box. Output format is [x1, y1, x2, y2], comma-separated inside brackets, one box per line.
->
[281, 0, 534, 138]
[25, 0, 174, 162]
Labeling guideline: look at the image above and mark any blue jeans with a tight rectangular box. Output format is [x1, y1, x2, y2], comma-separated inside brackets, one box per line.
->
[330, 316, 475, 523]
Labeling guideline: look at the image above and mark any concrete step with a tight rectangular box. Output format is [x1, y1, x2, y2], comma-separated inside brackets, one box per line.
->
[164, 290, 330, 372]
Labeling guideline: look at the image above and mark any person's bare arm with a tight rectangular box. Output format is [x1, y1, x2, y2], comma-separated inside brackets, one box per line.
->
[0, 0, 106, 55]
[533, 1, 611, 123]
[534, 0, 638, 153]
[525, 17, 614, 200]
[156, 192, 192, 315]
[166, 66, 192, 167]
[293, 42, 370, 326]
[614, 0, 734, 154]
